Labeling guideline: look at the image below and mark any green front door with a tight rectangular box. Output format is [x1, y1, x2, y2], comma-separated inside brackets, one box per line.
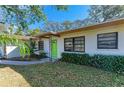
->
[51, 39, 57, 59]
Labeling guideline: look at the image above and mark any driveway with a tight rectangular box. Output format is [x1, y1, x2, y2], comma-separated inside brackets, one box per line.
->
[0, 58, 50, 65]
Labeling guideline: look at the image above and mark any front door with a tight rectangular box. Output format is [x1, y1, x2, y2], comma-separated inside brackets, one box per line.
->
[51, 39, 57, 59]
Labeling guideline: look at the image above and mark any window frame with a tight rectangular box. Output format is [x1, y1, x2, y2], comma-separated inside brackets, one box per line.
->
[64, 37, 74, 52]
[64, 36, 85, 52]
[38, 41, 44, 50]
[97, 32, 118, 49]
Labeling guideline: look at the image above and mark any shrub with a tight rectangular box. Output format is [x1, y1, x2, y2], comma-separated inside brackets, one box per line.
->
[39, 50, 47, 58]
[61, 52, 124, 74]
[61, 53, 90, 65]
[30, 54, 41, 59]
[90, 55, 124, 74]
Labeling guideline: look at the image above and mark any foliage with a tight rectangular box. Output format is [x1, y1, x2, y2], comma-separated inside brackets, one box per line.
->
[29, 54, 41, 59]
[42, 21, 74, 32]
[14, 29, 24, 35]
[29, 50, 47, 59]
[39, 50, 47, 58]
[62, 21, 72, 30]
[42, 5, 124, 32]
[0, 5, 68, 31]
[42, 21, 64, 32]
[0, 34, 30, 56]
[26, 39, 36, 55]
[27, 28, 40, 36]
[61, 52, 124, 74]
[88, 5, 124, 23]
[90, 55, 124, 74]
[55, 5, 68, 11]
[61, 53, 90, 65]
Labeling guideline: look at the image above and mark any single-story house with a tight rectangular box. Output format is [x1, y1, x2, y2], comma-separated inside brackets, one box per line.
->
[35, 18, 124, 60]
[1, 18, 124, 59]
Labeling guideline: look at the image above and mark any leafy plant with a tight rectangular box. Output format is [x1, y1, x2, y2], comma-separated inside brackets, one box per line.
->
[39, 50, 47, 58]
[61, 53, 90, 65]
[61, 52, 124, 74]
[0, 34, 30, 57]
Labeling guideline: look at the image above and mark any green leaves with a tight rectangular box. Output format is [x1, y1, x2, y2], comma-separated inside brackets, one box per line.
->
[61, 53, 124, 74]
[0, 34, 30, 57]
[88, 5, 124, 23]
[0, 5, 68, 31]
[55, 5, 68, 11]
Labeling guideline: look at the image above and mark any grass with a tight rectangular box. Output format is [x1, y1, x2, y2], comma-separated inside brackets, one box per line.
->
[0, 62, 124, 87]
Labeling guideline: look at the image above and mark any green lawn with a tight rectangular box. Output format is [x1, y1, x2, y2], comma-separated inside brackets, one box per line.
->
[0, 62, 124, 87]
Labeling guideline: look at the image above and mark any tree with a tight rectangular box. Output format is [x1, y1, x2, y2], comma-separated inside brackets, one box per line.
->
[27, 28, 41, 36]
[42, 20, 73, 32]
[88, 5, 124, 23]
[14, 30, 24, 35]
[62, 21, 72, 30]
[42, 21, 63, 32]
[0, 5, 68, 32]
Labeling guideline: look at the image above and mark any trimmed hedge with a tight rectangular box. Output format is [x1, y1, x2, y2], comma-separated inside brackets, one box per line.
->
[61, 52, 124, 74]
[61, 53, 90, 65]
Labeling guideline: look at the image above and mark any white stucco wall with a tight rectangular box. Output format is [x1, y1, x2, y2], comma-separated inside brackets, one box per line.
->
[56, 24, 124, 58]
[0, 46, 4, 57]
[42, 38, 50, 57]
[6, 46, 21, 58]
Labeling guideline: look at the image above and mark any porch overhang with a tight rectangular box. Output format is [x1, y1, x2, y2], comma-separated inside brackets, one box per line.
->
[13, 35, 38, 41]
[35, 32, 60, 39]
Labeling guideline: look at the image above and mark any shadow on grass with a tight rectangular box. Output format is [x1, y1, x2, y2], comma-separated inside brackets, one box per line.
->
[0, 63, 64, 87]
[0, 64, 48, 87]
[0, 62, 124, 87]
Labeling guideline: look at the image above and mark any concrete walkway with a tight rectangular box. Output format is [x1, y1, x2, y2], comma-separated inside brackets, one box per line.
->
[0, 58, 50, 65]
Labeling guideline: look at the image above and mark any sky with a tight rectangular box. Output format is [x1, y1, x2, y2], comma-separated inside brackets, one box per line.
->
[29, 5, 90, 29]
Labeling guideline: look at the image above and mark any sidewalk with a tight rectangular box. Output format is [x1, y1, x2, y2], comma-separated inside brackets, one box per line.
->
[0, 58, 50, 65]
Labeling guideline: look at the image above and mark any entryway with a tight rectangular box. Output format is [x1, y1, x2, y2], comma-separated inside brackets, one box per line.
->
[51, 39, 57, 59]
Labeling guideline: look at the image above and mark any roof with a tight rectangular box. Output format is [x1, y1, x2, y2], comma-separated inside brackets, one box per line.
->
[35, 18, 124, 38]
[14, 35, 37, 41]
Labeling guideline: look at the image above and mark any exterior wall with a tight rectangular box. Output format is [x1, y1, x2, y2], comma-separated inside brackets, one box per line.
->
[6, 46, 21, 58]
[0, 24, 21, 58]
[0, 46, 21, 58]
[0, 46, 4, 57]
[56, 24, 124, 58]
[42, 38, 50, 57]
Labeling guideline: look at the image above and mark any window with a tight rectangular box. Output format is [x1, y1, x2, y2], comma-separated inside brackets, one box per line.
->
[74, 37, 85, 52]
[38, 41, 44, 50]
[64, 38, 73, 51]
[97, 32, 118, 49]
[64, 36, 85, 52]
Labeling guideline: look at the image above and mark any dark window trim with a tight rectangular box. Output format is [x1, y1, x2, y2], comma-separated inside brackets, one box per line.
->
[97, 32, 118, 49]
[38, 41, 44, 50]
[64, 36, 85, 52]
[64, 37, 73, 52]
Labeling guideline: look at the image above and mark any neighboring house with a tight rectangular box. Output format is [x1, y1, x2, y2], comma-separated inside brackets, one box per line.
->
[35, 18, 124, 60]
[4, 35, 34, 58]
[0, 23, 37, 58]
